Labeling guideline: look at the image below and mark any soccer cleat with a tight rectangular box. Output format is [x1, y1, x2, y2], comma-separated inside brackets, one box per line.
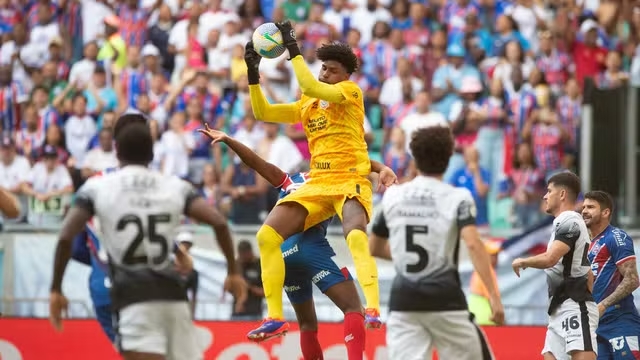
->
[364, 308, 382, 329]
[247, 318, 290, 342]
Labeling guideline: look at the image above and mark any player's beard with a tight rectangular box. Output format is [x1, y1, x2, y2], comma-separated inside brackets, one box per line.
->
[583, 213, 599, 229]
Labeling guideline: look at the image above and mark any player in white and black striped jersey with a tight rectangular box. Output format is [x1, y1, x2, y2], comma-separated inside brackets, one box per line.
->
[369, 126, 504, 360]
[512, 171, 598, 360]
[49, 114, 247, 360]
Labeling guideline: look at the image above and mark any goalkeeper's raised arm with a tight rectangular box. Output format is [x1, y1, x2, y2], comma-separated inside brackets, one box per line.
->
[275, 21, 359, 104]
[244, 42, 301, 124]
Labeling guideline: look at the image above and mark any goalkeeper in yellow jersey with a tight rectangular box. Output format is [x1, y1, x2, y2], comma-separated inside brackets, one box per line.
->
[245, 21, 388, 342]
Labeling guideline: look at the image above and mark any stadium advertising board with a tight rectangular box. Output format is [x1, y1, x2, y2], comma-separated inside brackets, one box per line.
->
[0, 319, 545, 359]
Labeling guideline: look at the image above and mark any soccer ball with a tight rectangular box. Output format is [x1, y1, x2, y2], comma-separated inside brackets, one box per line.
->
[252, 22, 286, 59]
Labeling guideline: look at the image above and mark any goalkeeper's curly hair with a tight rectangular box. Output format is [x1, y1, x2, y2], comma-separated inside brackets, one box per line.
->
[410, 126, 454, 175]
[316, 42, 359, 74]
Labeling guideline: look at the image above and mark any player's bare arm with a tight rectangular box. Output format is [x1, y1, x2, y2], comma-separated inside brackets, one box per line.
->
[49, 205, 94, 331]
[460, 224, 505, 325]
[185, 197, 248, 303]
[198, 124, 286, 187]
[512, 240, 571, 276]
[597, 259, 640, 315]
[199, 125, 397, 190]
[0, 187, 20, 218]
[244, 41, 301, 124]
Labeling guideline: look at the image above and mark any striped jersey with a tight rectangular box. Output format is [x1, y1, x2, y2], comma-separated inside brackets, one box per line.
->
[588, 225, 639, 323]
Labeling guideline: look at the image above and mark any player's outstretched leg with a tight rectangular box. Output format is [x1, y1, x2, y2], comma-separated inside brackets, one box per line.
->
[342, 199, 381, 329]
[247, 203, 307, 342]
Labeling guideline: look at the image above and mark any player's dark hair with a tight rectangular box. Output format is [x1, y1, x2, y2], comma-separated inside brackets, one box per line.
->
[409, 126, 454, 175]
[584, 190, 614, 214]
[316, 42, 359, 74]
[115, 121, 153, 165]
[548, 171, 581, 201]
[114, 113, 148, 139]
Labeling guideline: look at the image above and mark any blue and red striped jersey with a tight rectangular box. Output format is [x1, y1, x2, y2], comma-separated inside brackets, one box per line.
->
[588, 225, 639, 323]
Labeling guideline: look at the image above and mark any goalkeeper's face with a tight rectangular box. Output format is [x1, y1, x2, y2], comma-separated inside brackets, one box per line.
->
[319, 60, 350, 84]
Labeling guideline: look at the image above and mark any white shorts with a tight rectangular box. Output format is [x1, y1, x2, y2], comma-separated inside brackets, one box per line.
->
[386, 310, 495, 360]
[542, 299, 599, 360]
[117, 301, 202, 360]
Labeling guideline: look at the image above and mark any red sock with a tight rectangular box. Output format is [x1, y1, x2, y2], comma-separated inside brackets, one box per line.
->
[300, 330, 324, 360]
[344, 312, 366, 360]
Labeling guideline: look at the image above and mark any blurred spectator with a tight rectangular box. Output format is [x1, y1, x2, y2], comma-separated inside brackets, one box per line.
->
[160, 112, 194, 179]
[220, 152, 267, 224]
[476, 78, 509, 192]
[501, 142, 544, 229]
[379, 57, 423, 109]
[234, 100, 264, 151]
[0, 135, 30, 219]
[446, 76, 484, 180]
[85, 66, 118, 123]
[81, 128, 117, 179]
[505, 65, 536, 150]
[258, 122, 302, 174]
[148, 4, 175, 75]
[0, 65, 28, 134]
[431, 43, 481, 117]
[231, 240, 264, 321]
[87, 111, 117, 150]
[117, 46, 148, 111]
[572, 18, 607, 87]
[97, 16, 127, 74]
[535, 31, 571, 96]
[522, 86, 567, 180]
[556, 78, 581, 169]
[383, 127, 412, 183]
[22, 145, 73, 225]
[40, 124, 70, 165]
[493, 40, 535, 95]
[69, 42, 99, 87]
[15, 102, 45, 161]
[199, 163, 223, 210]
[491, 14, 529, 57]
[32, 86, 60, 132]
[352, 2, 392, 45]
[323, 0, 352, 36]
[397, 90, 447, 152]
[63, 94, 97, 174]
[597, 50, 629, 89]
[450, 147, 491, 226]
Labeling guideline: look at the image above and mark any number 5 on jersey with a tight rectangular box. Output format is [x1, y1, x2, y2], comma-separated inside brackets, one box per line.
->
[406, 225, 429, 273]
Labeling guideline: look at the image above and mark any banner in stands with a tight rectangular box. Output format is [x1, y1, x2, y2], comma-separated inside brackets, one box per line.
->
[0, 319, 545, 360]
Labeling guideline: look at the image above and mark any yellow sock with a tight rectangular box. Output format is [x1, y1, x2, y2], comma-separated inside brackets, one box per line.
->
[346, 229, 380, 311]
[256, 225, 286, 319]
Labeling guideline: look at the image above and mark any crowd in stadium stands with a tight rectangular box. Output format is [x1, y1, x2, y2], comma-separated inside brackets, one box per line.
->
[0, 0, 636, 229]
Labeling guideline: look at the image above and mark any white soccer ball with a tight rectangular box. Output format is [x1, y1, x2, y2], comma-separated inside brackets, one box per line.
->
[252, 22, 286, 59]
